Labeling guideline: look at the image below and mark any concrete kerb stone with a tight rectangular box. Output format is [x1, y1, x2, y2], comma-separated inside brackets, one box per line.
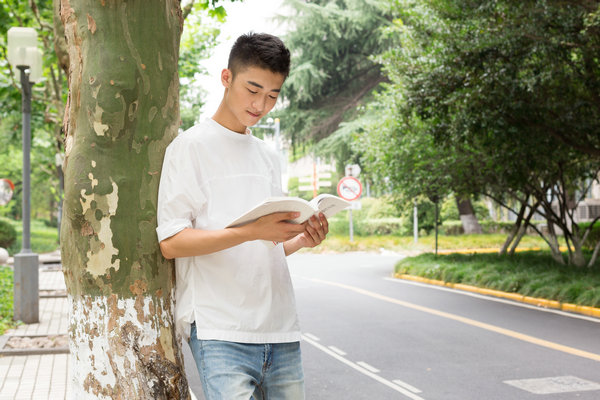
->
[394, 273, 600, 319]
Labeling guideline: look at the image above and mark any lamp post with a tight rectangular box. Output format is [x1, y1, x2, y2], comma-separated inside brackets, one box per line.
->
[7, 27, 43, 324]
[256, 117, 281, 153]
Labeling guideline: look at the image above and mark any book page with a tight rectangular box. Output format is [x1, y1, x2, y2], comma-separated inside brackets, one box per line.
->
[309, 194, 351, 218]
[226, 197, 316, 228]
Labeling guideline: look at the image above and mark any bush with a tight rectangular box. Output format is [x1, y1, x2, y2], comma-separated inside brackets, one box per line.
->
[326, 196, 404, 236]
[358, 218, 404, 236]
[0, 218, 17, 249]
[441, 219, 515, 235]
[441, 220, 464, 235]
[365, 196, 399, 219]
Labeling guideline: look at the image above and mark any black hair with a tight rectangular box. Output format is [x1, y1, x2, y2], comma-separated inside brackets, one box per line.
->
[228, 32, 291, 78]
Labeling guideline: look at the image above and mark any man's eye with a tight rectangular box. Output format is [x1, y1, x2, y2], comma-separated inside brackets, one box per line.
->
[248, 89, 257, 94]
[269, 95, 278, 100]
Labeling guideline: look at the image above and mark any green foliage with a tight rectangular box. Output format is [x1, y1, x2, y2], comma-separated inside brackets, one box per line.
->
[326, 196, 404, 236]
[0, 2, 65, 222]
[356, 0, 600, 264]
[0, 217, 16, 249]
[0, 265, 18, 335]
[279, 0, 394, 158]
[579, 220, 600, 249]
[179, 8, 221, 130]
[364, 195, 398, 218]
[396, 251, 600, 307]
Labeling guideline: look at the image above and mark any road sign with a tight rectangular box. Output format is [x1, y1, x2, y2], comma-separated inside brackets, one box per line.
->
[0, 179, 14, 206]
[337, 176, 362, 201]
[345, 164, 361, 177]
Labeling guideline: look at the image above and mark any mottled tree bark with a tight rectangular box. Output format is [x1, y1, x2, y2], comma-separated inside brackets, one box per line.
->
[58, 0, 188, 398]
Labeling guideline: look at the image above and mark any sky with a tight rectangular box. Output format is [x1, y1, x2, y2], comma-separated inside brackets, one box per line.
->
[197, 0, 289, 121]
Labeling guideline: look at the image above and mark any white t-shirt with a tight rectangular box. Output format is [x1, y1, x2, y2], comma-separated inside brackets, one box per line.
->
[156, 118, 300, 344]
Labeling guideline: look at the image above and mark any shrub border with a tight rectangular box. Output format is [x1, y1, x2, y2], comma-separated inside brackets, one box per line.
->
[395, 273, 600, 319]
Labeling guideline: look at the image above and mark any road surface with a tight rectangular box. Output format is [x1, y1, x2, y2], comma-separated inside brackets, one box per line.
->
[185, 252, 600, 399]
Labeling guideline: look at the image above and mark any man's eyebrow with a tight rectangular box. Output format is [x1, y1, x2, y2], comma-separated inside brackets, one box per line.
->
[247, 80, 281, 92]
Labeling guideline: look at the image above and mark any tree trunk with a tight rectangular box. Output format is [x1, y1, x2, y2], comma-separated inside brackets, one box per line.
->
[58, 0, 188, 398]
[545, 221, 565, 265]
[568, 236, 587, 267]
[588, 240, 600, 268]
[499, 199, 527, 255]
[456, 196, 483, 234]
[508, 200, 539, 256]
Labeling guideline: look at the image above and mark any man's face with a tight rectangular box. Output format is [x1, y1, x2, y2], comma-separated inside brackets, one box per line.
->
[220, 66, 285, 132]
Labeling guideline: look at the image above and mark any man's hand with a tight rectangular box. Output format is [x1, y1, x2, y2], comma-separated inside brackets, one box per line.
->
[283, 213, 329, 255]
[248, 212, 307, 243]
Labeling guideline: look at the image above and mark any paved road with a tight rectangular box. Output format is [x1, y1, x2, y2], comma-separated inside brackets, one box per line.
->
[185, 252, 600, 399]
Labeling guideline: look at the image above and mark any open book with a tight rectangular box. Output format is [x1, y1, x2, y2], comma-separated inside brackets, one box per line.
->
[226, 194, 351, 229]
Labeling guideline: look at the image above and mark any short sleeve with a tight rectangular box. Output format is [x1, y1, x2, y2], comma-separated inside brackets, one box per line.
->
[156, 137, 207, 242]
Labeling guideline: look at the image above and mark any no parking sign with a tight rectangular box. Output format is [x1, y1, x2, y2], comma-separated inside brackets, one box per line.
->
[337, 176, 362, 201]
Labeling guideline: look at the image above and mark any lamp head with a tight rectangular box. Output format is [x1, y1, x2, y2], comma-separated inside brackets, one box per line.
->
[7, 27, 42, 83]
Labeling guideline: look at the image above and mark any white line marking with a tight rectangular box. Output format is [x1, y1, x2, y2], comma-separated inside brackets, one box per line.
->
[327, 345, 347, 356]
[503, 375, 600, 394]
[384, 277, 600, 324]
[303, 332, 320, 341]
[302, 334, 426, 400]
[393, 379, 423, 394]
[357, 361, 380, 373]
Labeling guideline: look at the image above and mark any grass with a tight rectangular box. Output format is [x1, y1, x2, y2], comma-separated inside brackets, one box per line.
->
[0, 265, 19, 335]
[301, 233, 553, 254]
[395, 251, 600, 307]
[6, 219, 60, 255]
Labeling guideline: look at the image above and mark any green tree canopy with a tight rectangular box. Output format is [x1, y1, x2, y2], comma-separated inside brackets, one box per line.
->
[279, 0, 394, 151]
[358, 0, 600, 266]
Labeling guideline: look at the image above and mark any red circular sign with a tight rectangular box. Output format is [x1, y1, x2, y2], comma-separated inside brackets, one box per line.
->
[0, 179, 15, 206]
[337, 176, 362, 201]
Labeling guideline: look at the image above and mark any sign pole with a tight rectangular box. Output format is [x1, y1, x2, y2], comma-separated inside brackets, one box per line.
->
[413, 199, 418, 244]
[348, 209, 354, 242]
[337, 176, 363, 243]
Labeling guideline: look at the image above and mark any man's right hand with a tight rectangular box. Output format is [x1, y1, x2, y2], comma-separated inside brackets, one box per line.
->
[246, 212, 306, 243]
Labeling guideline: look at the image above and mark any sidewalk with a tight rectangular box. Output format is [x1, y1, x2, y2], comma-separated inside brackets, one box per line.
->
[0, 251, 70, 400]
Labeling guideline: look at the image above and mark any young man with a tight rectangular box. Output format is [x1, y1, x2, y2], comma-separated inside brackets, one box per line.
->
[156, 33, 328, 399]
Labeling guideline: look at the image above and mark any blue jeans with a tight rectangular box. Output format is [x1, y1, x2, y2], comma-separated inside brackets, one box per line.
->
[189, 323, 305, 400]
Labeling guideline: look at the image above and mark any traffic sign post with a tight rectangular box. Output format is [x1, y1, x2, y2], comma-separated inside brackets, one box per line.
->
[337, 176, 363, 242]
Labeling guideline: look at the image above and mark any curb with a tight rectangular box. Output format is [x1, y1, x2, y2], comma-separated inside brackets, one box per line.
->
[0, 333, 70, 357]
[394, 273, 600, 319]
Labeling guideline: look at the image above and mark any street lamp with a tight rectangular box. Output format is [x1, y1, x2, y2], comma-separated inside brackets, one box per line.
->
[258, 117, 281, 154]
[7, 27, 43, 324]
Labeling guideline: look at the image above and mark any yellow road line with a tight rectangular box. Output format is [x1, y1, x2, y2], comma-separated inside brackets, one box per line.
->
[309, 278, 600, 363]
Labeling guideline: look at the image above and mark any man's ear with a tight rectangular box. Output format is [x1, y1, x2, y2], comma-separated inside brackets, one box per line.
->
[221, 68, 233, 88]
